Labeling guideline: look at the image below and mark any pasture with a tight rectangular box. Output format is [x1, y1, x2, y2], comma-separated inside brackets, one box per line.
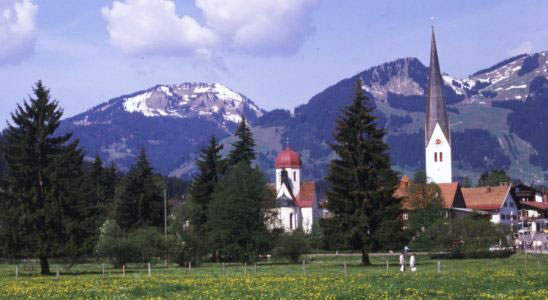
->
[0, 254, 546, 299]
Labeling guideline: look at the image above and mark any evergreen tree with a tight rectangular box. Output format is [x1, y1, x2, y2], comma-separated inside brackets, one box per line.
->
[207, 162, 274, 262]
[227, 117, 256, 167]
[114, 149, 163, 231]
[188, 137, 225, 228]
[0, 132, 7, 179]
[324, 79, 402, 266]
[88, 155, 118, 225]
[179, 137, 225, 263]
[0, 81, 97, 274]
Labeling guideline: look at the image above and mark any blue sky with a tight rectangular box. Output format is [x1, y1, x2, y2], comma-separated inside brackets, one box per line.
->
[1, 0, 547, 128]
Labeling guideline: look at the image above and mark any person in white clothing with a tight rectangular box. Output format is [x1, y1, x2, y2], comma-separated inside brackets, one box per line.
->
[399, 250, 405, 272]
[410, 253, 416, 272]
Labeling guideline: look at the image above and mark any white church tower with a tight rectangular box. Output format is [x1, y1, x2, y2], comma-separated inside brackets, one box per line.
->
[425, 28, 452, 184]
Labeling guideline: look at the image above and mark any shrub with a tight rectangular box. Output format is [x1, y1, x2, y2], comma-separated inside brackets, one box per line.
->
[273, 230, 310, 263]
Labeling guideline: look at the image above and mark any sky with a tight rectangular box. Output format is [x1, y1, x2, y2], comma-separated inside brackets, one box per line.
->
[1, 0, 547, 128]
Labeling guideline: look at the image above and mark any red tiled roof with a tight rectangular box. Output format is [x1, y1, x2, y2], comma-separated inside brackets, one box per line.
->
[394, 176, 461, 209]
[438, 183, 459, 209]
[462, 185, 511, 210]
[275, 148, 301, 168]
[295, 181, 316, 208]
[520, 201, 548, 210]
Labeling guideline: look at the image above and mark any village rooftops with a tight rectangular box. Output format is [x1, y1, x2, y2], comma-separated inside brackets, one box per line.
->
[394, 176, 466, 209]
[461, 184, 512, 210]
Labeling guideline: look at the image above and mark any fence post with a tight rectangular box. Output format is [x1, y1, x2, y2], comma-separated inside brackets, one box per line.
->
[386, 259, 389, 272]
[302, 260, 306, 276]
[222, 262, 225, 276]
[148, 262, 151, 277]
[244, 261, 247, 276]
[344, 260, 347, 276]
[102, 263, 105, 277]
[188, 261, 192, 275]
[254, 262, 257, 276]
[56, 265, 59, 279]
[437, 260, 440, 273]
[122, 265, 125, 277]
[15, 265, 18, 280]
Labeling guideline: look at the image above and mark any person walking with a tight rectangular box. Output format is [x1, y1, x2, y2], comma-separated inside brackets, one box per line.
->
[410, 253, 416, 272]
[399, 250, 406, 272]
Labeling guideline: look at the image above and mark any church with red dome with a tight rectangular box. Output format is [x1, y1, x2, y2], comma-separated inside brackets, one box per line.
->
[272, 147, 319, 232]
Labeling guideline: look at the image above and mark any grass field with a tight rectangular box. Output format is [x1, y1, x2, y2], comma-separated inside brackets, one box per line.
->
[0, 254, 546, 299]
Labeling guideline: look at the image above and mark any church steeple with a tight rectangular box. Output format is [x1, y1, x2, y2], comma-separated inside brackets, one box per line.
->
[425, 28, 450, 146]
[424, 27, 452, 184]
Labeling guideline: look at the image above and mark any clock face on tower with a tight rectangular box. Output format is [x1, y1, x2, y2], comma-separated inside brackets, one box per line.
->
[435, 139, 442, 145]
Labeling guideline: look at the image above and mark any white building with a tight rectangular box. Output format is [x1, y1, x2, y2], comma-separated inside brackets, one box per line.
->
[425, 28, 452, 184]
[462, 184, 518, 224]
[272, 147, 318, 233]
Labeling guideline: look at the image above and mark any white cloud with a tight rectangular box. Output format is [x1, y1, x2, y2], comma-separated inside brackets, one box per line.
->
[101, 0, 218, 57]
[196, 0, 318, 55]
[0, 0, 38, 64]
[507, 41, 534, 56]
[102, 0, 318, 57]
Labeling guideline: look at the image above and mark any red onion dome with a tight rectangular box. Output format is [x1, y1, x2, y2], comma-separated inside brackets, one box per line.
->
[275, 148, 301, 168]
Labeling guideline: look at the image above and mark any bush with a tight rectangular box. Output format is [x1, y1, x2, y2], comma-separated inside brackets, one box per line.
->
[430, 249, 514, 259]
[273, 230, 310, 263]
[95, 221, 166, 267]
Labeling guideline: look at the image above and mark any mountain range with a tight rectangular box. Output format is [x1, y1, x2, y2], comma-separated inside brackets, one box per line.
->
[58, 52, 548, 184]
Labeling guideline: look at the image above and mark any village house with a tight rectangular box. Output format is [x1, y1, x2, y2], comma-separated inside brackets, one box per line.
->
[461, 183, 518, 225]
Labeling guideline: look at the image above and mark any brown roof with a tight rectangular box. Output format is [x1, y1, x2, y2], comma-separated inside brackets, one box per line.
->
[462, 185, 511, 210]
[296, 181, 316, 208]
[394, 176, 462, 209]
[519, 201, 548, 211]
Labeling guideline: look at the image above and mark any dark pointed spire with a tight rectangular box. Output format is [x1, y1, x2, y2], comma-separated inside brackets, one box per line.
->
[425, 27, 450, 146]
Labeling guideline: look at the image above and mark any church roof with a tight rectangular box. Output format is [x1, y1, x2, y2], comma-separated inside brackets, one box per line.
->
[275, 148, 301, 168]
[425, 28, 451, 146]
[295, 181, 316, 208]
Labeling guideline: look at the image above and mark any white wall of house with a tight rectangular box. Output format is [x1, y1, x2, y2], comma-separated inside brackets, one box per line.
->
[425, 123, 452, 184]
[491, 193, 518, 224]
[301, 207, 314, 233]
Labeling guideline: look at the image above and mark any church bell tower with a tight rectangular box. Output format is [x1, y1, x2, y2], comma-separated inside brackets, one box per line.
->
[425, 28, 452, 183]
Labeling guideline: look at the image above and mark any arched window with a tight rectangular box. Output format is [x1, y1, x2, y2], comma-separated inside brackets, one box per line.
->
[293, 171, 296, 181]
[440, 152, 443, 162]
[434, 152, 438, 162]
[289, 213, 293, 229]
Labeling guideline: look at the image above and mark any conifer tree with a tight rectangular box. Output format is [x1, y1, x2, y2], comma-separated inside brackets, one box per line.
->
[114, 149, 163, 231]
[207, 161, 273, 262]
[227, 117, 256, 167]
[0, 81, 98, 274]
[324, 79, 402, 266]
[188, 136, 225, 228]
[89, 155, 117, 225]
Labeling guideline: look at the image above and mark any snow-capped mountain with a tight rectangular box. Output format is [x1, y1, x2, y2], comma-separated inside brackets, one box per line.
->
[58, 82, 265, 174]
[72, 82, 264, 128]
[443, 52, 548, 103]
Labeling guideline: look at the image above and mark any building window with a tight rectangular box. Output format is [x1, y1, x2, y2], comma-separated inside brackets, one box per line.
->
[293, 171, 296, 181]
[289, 213, 293, 229]
[403, 212, 408, 220]
[434, 152, 438, 162]
[440, 152, 443, 162]
[509, 202, 514, 207]
[504, 202, 507, 207]
[501, 214, 506, 220]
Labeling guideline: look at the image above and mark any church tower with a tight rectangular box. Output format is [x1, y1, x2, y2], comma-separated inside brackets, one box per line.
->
[425, 28, 452, 183]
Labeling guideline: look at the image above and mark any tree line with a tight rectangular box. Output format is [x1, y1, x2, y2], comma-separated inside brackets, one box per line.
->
[0, 81, 507, 274]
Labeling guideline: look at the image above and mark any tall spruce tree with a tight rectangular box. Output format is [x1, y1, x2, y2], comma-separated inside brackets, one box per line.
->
[181, 136, 225, 263]
[114, 149, 163, 231]
[207, 161, 273, 262]
[188, 136, 225, 229]
[0, 81, 97, 274]
[324, 79, 402, 266]
[89, 155, 117, 225]
[227, 117, 256, 167]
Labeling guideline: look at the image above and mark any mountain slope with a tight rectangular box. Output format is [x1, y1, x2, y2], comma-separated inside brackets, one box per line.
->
[59, 83, 264, 173]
